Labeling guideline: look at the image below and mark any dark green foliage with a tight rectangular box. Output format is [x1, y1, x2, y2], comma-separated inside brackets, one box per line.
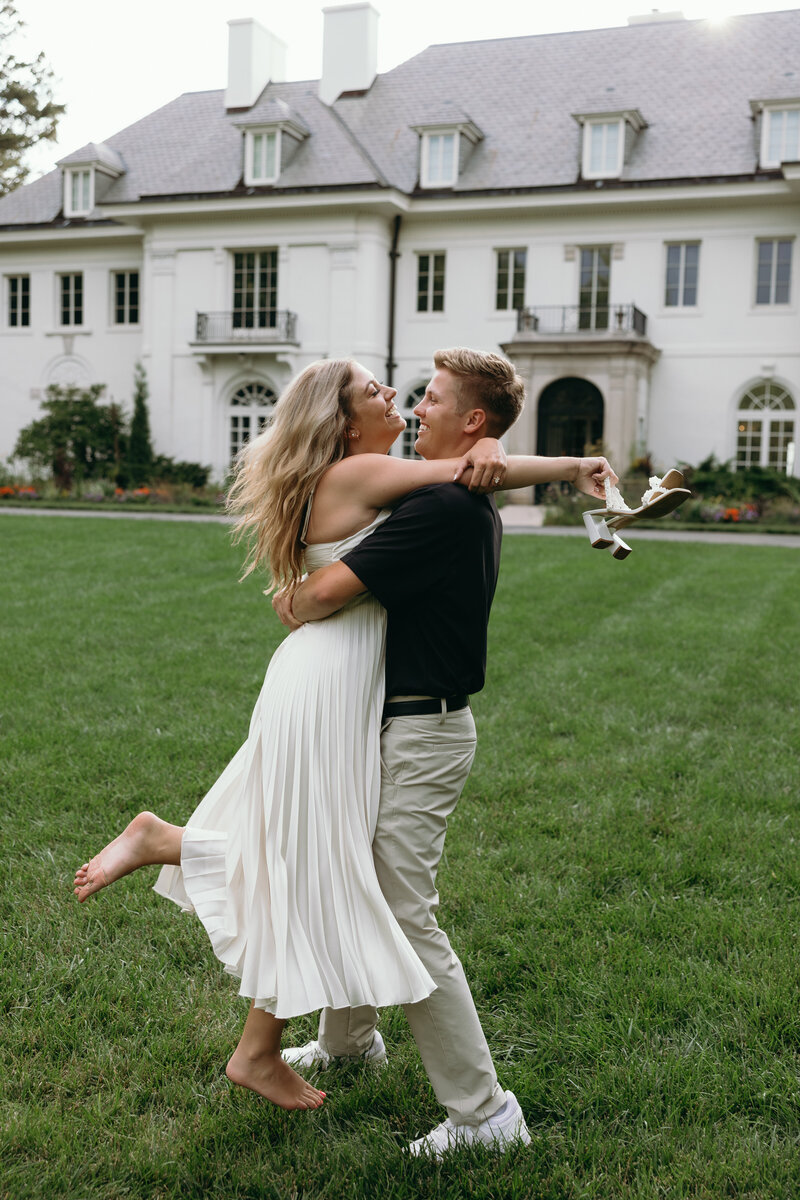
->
[13, 372, 210, 493]
[12, 384, 126, 489]
[126, 362, 154, 486]
[683, 455, 800, 504]
[0, 1, 65, 195]
[150, 455, 210, 488]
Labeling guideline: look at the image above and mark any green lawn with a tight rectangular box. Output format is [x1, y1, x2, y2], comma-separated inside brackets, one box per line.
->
[1, 516, 799, 1200]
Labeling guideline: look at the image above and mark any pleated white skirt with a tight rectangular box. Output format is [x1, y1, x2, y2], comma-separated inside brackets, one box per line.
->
[154, 514, 434, 1018]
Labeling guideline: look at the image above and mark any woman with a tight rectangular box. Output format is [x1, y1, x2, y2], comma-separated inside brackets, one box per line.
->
[72, 359, 512, 1112]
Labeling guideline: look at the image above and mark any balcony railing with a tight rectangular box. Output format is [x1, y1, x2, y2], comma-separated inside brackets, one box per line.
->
[195, 310, 298, 344]
[516, 304, 648, 337]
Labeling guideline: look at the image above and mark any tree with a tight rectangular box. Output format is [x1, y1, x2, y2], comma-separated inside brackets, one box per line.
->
[13, 384, 125, 490]
[0, 1, 65, 196]
[127, 362, 154, 485]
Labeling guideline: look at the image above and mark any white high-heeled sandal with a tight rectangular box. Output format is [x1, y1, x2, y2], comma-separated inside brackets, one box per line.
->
[583, 470, 690, 558]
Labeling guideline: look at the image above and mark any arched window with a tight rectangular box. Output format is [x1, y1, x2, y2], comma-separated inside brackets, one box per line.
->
[392, 384, 426, 459]
[228, 381, 277, 461]
[736, 381, 796, 471]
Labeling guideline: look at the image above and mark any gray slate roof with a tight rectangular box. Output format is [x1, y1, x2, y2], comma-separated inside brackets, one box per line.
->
[57, 142, 126, 172]
[2, 8, 799, 227]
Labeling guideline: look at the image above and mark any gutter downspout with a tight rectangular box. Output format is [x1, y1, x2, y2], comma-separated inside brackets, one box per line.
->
[385, 214, 401, 386]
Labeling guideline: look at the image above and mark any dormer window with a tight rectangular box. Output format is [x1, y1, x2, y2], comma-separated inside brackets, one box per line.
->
[65, 168, 93, 217]
[573, 110, 647, 181]
[247, 130, 279, 185]
[586, 120, 623, 178]
[234, 104, 310, 188]
[422, 133, 457, 187]
[756, 103, 800, 169]
[412, 115, 483, 190]
[58, 143, 125, 219]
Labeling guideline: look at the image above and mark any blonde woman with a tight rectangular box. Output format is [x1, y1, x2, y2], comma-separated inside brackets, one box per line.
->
[72, 358, 509, 1112]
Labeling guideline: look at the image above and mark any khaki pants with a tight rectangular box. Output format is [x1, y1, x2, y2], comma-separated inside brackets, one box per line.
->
[319, 708, 505, 1125]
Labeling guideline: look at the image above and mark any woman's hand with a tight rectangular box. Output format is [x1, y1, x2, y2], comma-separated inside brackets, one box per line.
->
[574, 456, 618, 500]
[272, 585, 303, 630]
[453, 438, 508, 493]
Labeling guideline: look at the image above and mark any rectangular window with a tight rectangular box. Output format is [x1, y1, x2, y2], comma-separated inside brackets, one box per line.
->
[755, 239, 792, 305]
[66, 169, 92, 216]
[583, 120, 623, 178]
[233, 250, 278, 329]
[60, 273, 83, 326]
[422, 133, 457, 187]
[664, 243, 699, 307]
[7, 275, 30, 327]
[496, 249, 526, 311]
[113, 271, 139, 324]
[251, 132, 278, 182]
[765, 108, 800, 167]
[578, 247, 611, 330]
[416, 252, 445, 312]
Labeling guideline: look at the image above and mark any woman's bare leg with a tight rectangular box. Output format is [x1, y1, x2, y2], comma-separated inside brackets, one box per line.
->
[73, 811, 183, 902]
[226, 1002, 326, 1111]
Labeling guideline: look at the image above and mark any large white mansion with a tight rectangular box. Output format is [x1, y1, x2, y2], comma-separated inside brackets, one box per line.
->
[1, 5, 799, 488]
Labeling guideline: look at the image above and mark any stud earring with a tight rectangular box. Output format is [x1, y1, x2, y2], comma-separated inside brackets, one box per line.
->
[347, 429, 360, 440]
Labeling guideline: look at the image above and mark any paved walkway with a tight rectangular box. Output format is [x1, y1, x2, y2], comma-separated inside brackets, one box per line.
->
[2, 503, 799, 547]
[498, 505, 800, 547]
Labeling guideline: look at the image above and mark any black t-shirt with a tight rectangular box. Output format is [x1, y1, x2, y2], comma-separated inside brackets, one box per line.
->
[342, 484, 502, 697]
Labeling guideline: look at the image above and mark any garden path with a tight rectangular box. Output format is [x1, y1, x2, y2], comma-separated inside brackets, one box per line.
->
[1, 504, 799, 547]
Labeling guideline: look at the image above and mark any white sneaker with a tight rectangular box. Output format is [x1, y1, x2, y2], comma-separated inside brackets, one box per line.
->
[281, 1030, 388, 1072]
[408, 1090, 531, 1159]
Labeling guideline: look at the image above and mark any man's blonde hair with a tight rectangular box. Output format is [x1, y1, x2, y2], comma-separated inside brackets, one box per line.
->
[434, 347, 525, 436]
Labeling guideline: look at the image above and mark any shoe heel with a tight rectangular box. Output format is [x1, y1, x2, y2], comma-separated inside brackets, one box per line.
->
[611, 533, 632, 560]
[583, 511, 613, 549]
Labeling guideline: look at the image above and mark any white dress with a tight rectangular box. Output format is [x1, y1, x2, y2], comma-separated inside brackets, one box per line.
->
[154, 511, 434, 1018]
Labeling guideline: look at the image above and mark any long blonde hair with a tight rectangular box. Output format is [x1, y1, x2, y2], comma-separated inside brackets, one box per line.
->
[226, 358, 356, 591]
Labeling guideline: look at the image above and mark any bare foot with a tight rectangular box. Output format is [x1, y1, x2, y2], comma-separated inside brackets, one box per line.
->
[73, 811, 167, 903]
[225, 1049, 326, 1111]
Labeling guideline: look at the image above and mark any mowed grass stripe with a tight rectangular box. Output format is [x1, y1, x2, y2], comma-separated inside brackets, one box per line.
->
[1, 516, 799, 1199]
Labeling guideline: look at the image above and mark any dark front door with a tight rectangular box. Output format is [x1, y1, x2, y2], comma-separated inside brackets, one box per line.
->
[536, 378, 604, 497]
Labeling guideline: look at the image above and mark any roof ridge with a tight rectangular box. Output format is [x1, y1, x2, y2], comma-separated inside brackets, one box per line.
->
[421, 7, 794, 53]
[322, 94, 389, 188]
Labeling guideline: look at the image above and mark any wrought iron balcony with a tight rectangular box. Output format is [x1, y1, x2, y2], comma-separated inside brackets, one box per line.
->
[516, 305, 648, 337]
[195, 310, 298, 344]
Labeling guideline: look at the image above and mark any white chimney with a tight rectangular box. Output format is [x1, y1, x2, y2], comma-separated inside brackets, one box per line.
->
[226, 18, 287, 110]
[319, 3, 378, 106]
[627, 10, 685, 23]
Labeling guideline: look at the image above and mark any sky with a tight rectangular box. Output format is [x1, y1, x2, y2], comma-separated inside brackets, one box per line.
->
[14, 0, 800, 179]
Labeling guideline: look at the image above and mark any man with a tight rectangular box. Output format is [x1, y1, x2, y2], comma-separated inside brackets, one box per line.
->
[275, 347, 613, 1157]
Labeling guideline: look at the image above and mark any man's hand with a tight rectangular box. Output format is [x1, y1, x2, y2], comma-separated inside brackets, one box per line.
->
[272, 586, 303, 631]
[453, 438, 508, 493]
[574, 456, 619, 500]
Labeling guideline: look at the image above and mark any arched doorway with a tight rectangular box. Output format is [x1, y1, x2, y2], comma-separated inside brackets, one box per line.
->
[735, 380, 796, 472]
[536, 377, 604, 458]
[227, 380, 277, 463]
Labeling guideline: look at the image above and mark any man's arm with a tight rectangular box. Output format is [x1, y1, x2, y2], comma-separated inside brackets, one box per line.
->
[272, 561, 366, 629]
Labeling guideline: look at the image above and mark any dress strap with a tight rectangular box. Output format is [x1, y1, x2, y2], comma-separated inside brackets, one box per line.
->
[299, 489, 315, 545]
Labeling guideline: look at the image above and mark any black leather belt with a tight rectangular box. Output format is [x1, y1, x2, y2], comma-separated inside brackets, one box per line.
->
[382, 694, 469, 718]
